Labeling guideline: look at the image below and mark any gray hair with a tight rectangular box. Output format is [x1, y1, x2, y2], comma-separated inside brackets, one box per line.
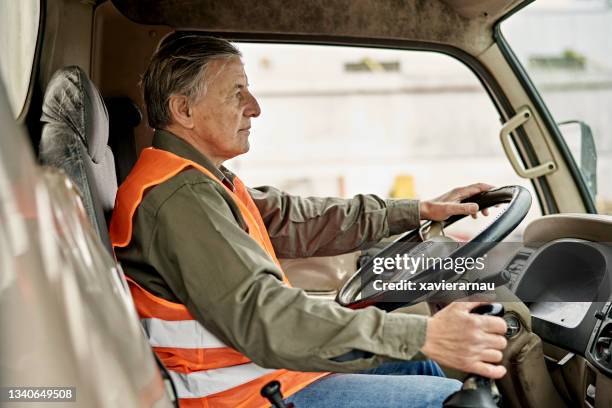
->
[142, 34, 242, 129]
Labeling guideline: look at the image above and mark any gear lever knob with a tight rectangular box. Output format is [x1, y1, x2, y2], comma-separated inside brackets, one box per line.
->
[261, 380, 295, 408]
[443, 303, 505, 408]
[471, 303, 504, 317]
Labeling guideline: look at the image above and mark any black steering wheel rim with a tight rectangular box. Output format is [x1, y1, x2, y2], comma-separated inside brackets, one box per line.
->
[336, 185, 532, 310]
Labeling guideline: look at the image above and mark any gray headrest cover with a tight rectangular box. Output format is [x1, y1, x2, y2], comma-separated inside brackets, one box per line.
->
[41, 66, 109, 163]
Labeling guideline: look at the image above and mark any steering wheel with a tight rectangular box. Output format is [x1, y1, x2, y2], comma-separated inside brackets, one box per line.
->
[336, 185, 532, 311]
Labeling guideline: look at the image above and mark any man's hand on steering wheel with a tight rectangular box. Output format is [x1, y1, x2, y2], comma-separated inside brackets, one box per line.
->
[420, 301, 508, 379]
[420, 183, 494, 221]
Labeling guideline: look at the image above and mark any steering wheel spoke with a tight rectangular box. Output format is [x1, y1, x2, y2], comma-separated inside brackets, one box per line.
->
[419, 220, 446, 241]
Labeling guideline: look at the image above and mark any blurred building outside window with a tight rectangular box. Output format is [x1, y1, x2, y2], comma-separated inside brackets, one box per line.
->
[232, 42, 542, 239]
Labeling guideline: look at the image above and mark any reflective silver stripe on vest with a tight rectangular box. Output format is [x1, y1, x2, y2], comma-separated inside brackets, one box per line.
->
[168, 363, 277, 398]
[141, 318, 227, 349]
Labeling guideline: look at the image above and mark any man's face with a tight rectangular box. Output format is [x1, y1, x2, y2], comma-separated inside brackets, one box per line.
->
[189, 56, 261, 163]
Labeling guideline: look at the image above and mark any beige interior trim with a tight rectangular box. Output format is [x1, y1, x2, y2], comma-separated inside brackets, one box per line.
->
[523, 213, 612, 244]
[543, 341, 610, 408]
[280, 252, 358, 293]
[40, 0, 94, 89]
[443, 0, 522, 19]
[92, 1, 172, 151]
[478, 43, 587, 213]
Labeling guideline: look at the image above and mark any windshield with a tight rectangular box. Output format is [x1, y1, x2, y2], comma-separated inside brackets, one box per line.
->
[501, 0, 612, 214]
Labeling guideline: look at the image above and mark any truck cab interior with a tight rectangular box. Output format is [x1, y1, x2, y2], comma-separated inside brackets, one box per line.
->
[1, 0, 611, 407]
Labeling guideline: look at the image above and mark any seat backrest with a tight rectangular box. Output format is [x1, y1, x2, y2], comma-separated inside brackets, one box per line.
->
[39, 66, 117, 252]
[106, 97, 141, 185]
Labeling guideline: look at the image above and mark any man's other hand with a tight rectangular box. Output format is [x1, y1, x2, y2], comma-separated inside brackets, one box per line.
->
[420, 302, 508, 379]
[420, 183, 494, 221]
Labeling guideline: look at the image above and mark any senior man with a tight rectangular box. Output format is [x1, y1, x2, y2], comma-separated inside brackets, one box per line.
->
[110, 34, 507, 408]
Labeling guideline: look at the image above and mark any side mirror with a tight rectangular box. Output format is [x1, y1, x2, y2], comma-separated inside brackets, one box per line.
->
[558, 120, 598, 198]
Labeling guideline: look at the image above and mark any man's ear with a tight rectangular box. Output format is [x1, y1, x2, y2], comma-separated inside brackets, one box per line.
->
[168, 94, 194, 129]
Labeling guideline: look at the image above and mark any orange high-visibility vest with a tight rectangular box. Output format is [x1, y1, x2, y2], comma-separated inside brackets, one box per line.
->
[109, 147, 327, 408]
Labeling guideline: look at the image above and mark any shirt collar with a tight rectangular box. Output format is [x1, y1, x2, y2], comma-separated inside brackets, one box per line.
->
[152, 129, 236, 189]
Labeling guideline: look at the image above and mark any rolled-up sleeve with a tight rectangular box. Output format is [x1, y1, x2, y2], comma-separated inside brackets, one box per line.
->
[248, 186, 420, 258]
[143, 179, 427, 373]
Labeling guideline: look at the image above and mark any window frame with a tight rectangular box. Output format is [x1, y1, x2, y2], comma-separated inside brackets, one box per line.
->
[494, 5, 598, 214]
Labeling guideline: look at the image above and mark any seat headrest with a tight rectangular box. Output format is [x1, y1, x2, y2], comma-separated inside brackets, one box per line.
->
[41, 66, 109, 163]
[106, 97, 142, 128]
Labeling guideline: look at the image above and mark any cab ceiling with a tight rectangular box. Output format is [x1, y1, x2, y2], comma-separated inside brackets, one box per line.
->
[110, 0, 525, 56]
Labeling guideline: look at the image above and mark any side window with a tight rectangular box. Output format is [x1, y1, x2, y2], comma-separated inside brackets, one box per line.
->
[232, 43, 541, 239]
[0, 1, 40, 119]
[502, 1, 612, 214]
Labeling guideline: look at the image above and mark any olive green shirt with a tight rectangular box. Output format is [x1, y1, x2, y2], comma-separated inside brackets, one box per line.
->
[117, 130, 428, 372]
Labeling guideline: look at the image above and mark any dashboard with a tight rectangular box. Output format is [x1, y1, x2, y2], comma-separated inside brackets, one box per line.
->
[503, 214, 612, 376]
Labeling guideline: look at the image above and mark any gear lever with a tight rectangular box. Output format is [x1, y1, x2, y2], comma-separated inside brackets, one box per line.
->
[261, 380, 295, 408]
[443, 303, 505, 408]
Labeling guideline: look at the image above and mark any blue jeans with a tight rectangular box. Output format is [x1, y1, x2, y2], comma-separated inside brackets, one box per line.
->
[285, 360, 461, 408]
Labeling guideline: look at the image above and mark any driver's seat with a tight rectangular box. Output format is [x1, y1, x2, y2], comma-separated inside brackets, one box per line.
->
[39, 66, 117, 253]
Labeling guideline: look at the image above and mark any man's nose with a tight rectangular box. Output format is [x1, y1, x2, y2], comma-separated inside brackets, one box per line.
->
[244, 92, 261, 118]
